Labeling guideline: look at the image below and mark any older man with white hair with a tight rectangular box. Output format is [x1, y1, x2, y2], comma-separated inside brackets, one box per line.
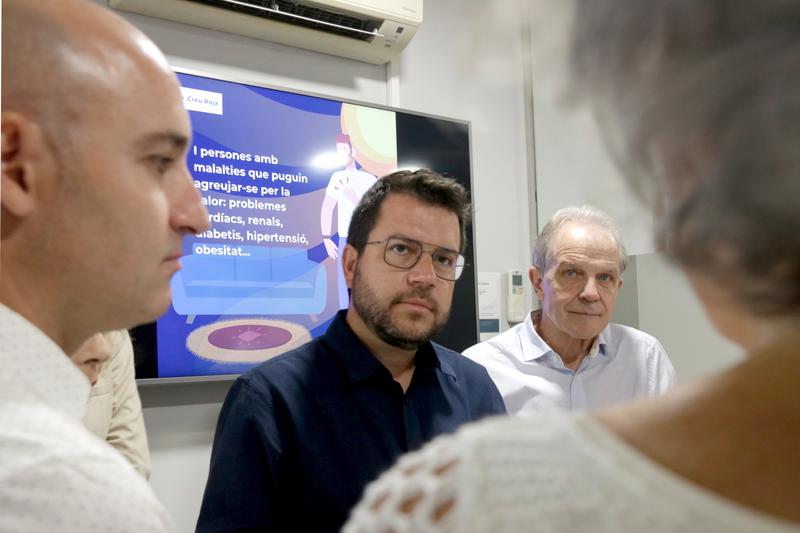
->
[464, 205, 675, 413]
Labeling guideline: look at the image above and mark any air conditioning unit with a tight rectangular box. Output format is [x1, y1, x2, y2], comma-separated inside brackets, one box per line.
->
[109, 0, 422, 65]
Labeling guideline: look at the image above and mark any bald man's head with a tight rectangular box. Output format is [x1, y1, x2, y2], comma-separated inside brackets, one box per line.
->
[1, 0, 209, 353]
[3, 2, 67, 149]
[3, 0, 173, 152]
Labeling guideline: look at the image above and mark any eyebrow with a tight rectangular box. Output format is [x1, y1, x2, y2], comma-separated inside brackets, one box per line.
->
[135, 131, 189, 152]
[392, 234, 460, 255]
[559, 262, 619, 274]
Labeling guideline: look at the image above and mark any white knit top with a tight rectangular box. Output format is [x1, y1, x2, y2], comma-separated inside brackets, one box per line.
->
[344, 414, 800, 533]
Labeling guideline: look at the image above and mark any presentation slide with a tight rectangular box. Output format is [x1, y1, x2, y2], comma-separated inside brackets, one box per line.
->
[156, 72, 396, 377]
[134, 70, 477, 381]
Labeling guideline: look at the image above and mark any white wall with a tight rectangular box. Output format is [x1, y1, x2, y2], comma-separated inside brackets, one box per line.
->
[636, 253, 743, 381]
[395, 2, 534, 314]
[102, 2, 532, 530]
[531, 62, 655, 256]
[138, 381, 232, 532]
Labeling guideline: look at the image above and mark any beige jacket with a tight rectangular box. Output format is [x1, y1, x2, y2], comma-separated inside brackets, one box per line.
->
[83, 330, 151, 479]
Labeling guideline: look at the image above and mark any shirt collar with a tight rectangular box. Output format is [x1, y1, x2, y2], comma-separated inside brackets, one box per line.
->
[597, 328, 610, 357]
[518, 311, 553, 362]
[0, 303, 90, 420]
[323, 310, 454, 383]
[520, 310, 609, 363]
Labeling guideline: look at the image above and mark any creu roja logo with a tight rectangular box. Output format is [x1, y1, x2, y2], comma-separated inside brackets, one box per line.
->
[180, 87, 224, 116]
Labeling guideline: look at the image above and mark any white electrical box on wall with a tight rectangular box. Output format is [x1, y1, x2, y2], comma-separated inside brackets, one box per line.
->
[507, 270, 526, 323]
[477, 272, 502, 341]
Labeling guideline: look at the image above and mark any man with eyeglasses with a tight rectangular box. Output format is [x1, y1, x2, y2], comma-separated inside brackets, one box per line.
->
[197, 169, 506, 533]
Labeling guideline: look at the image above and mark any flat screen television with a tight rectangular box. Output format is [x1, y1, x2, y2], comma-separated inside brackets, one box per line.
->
[133, 68, 478, 383]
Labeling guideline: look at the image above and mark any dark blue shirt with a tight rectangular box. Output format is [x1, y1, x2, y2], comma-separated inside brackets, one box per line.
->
[196, 311, 506, 532]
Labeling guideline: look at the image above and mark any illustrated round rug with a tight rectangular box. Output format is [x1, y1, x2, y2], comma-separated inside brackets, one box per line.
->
[186, 319, 311, 364]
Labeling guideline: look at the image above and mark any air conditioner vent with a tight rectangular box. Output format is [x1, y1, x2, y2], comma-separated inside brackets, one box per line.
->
[187, 0, 382, 41]
[109, 0, 422, 65]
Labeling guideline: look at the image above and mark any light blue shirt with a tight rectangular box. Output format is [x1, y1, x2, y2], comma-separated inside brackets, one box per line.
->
[463, 311, 676, 414]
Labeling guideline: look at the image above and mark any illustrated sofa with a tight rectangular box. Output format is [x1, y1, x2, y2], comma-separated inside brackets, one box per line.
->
[170, 245, 326, 318]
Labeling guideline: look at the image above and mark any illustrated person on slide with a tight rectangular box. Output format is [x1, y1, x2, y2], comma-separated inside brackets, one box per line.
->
[320, 134, 377, 309]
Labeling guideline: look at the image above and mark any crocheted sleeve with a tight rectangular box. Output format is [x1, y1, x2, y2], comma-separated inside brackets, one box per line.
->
[343, 429, 468, 533]
[343, 414, 585, 532]
[344, 413, 796, 533]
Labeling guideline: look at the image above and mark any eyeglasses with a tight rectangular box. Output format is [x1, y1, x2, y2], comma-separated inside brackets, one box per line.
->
[365, 235, 465, 281]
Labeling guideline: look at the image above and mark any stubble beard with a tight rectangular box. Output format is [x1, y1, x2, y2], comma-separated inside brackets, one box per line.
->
[350, 266, 450, 350]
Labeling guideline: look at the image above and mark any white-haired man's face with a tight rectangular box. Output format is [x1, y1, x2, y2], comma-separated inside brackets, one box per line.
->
[531, 223, 623, 342]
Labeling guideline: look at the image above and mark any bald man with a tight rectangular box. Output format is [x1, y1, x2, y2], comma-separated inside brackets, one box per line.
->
[0, 0, 208, 531]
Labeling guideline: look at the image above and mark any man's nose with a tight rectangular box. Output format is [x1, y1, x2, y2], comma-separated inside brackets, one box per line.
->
[170, 166, 210, 235]
[579, 277, 600, 302]
[407, 252, 438, 286]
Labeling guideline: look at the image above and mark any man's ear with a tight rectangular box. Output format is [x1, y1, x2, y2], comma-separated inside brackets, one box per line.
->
[529, 266, 545, 300]
[2, 112, 47, 217]
[341, 243, 360, 289]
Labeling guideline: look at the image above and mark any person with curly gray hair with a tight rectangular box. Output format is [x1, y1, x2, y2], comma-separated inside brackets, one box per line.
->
[344, 1, 800, 531]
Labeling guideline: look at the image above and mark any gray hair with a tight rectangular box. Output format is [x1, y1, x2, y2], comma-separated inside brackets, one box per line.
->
[532, 205, 627, 274]
[568, 0, 800, 316]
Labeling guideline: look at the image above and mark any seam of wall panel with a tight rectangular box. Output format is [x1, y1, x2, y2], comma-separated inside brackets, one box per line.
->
[521, 21, 539, 247]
